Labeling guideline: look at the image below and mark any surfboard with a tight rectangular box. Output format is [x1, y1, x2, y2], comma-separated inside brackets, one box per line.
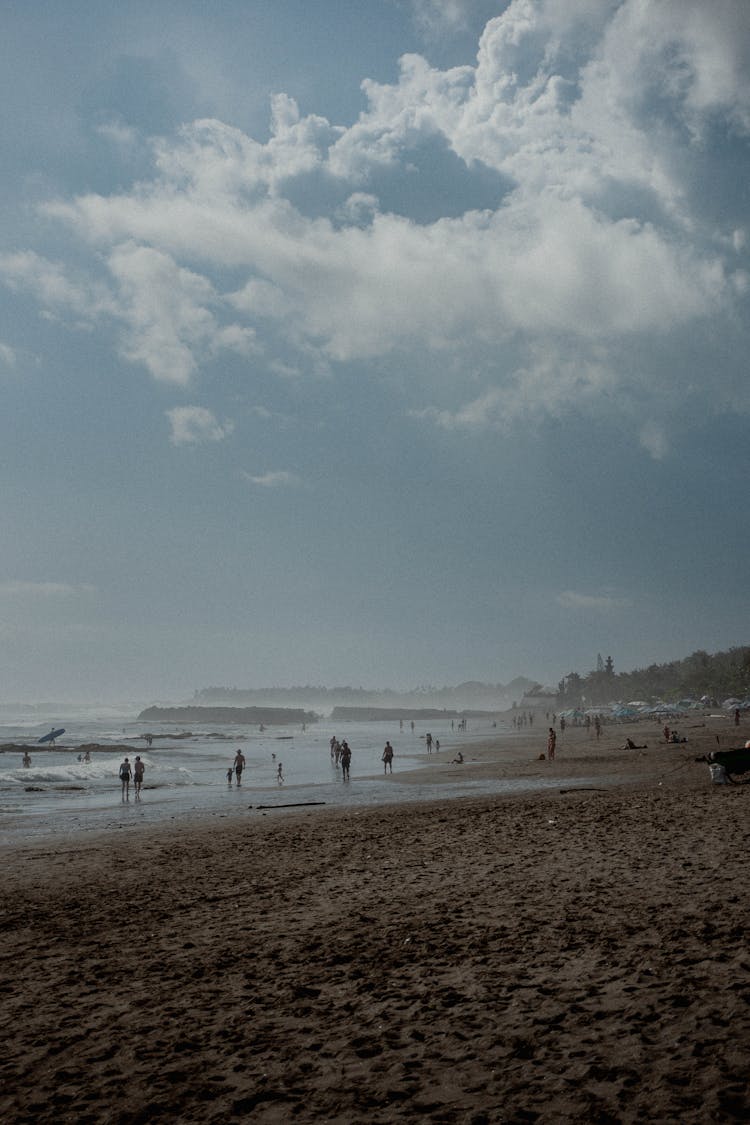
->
[38, 727, 65, 744]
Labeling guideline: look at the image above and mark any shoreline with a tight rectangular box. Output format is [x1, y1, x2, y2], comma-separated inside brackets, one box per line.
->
[1, 740, 748, 1122]
[0, 715, 743, 849]
[3, 718, 749, 1123]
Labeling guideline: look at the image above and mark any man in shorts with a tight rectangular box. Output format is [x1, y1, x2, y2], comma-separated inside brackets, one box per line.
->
[133, 755, 145, 799]
[233, 748, 246, 786]
[119, 757, 132, 800]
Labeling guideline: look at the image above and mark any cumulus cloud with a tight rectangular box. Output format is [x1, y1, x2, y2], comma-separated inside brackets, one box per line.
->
[4, 2, 749, 436]
[108, 242, 255, 384]
[167, 406, 234, 445]
[0, 250, 112, 322]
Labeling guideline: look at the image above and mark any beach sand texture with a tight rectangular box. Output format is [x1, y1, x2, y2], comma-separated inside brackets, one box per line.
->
[1, 721, 749, 1123]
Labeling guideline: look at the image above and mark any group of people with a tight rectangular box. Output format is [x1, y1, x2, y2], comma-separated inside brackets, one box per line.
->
[227, 748, 284, 787]
[118, 756, 145, 800]
[329, 737, 352, 779]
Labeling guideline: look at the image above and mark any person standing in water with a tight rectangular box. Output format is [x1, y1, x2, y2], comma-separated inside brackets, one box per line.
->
[233, 748, 246, 786]
[340, 740, 351, 780]
[382, 741, 394, 774]
[133, 755, 145, 799]
[119, 757, 132, 800]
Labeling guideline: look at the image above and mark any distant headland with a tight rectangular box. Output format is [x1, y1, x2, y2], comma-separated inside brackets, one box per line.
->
[137, 705, 317, 725]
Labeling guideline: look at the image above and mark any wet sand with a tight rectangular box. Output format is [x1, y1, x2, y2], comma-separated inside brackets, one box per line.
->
[1, 718, 749, 1123]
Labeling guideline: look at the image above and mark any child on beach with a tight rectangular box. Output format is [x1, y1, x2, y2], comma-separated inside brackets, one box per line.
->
[227, 767, 233, 786]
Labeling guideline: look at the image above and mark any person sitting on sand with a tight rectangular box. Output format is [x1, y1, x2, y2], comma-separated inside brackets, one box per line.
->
[119, 757, 132, 801]
[133, 755, 145, 799]
[624, 738, 648, 750]
[451, 751, 464, 764]
[233, 748, 246, 786]
[382, 741, 394, 774]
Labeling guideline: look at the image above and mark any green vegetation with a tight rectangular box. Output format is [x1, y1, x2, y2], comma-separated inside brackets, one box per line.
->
[557, 647, 750, 708]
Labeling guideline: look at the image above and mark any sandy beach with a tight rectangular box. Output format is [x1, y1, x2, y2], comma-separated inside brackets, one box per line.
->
[1, 718, 749, 1123]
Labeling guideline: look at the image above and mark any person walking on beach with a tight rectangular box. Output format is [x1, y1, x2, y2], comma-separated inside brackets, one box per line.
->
[119, 757, 132, 800]
[233, 748, 246, 786]
[226, 766, 233, 786]
[133, 755, 145, 799]
[382, 740, 394, 774]
[547, 728, 556, 762]
[340, 740, 351, 780]
[277, 762, 284, 785]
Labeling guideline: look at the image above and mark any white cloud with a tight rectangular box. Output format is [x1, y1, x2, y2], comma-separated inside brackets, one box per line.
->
[242, 470, 302, 488]
[639, 420, 669, 461]
[6, 3, 748, 435]
[95, 119, 140, 149]
[0, 250, 112, 321]
[108, 242, 254, 384]
[413, 346, 617, 429]
[408, 0, 480, 39]
[557, 590, 629, 611]
[167, 406, 234, 445]
[0, 341, 17, 368]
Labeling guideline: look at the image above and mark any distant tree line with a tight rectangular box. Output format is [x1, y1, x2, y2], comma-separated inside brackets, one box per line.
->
[557, 647, 750, 708]
[193, 679, 535, 710]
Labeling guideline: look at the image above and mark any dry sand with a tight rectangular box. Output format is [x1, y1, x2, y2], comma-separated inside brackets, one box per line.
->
[1, 718, 749, 1123]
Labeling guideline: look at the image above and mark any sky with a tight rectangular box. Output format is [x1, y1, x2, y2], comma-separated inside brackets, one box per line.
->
[1, 0, 749, 703]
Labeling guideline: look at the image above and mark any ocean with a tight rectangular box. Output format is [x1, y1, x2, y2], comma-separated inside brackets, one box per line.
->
[0, 705, 566, 843]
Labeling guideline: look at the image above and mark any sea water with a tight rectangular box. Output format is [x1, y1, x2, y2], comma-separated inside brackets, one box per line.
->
[0, 707, 571, 842]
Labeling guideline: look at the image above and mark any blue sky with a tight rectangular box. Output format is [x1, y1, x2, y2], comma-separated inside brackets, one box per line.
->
[1, 0, 749, 702]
